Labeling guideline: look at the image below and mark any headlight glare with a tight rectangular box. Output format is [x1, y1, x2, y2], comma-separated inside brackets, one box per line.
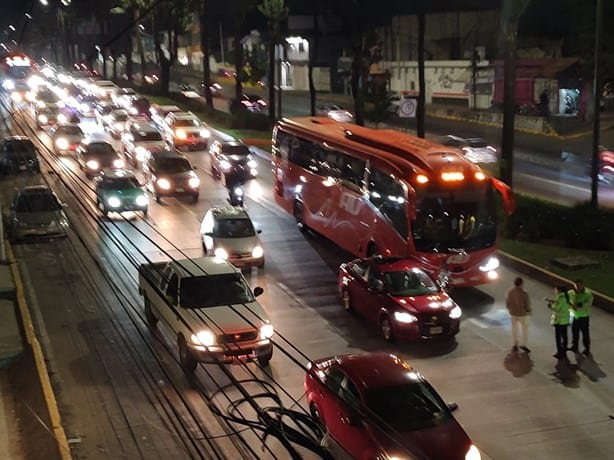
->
[175, 129, 187, 139]
[200, 128, 210, 138]
[465, 444, 481, 460]
[479, 256, 499, 272]
[394, 311, 418, 324]
[38, 114, 48, 124]
[113, 158, 125, 168]
[157, 178, 171, 190]
[135, 195, 148, 207]
[107, 196, 121, 208]
[56, 138, 69, 150]
[220, 160, 231, 171]
[86, 159, 100, 170]
[214, 247, 229, 259]
[191, 330, 215, 347]
[449, 305, 462, 319]
[260, 324, 274, 340]
[188, 177, 200, 188]
[252, 245, 264, 258]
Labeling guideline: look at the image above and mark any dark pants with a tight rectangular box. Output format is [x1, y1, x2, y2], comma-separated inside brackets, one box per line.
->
[554, 324, 568, 355]
[571, 316, 590, 351]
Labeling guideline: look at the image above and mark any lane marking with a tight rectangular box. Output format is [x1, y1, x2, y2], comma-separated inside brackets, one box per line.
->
[469, 318, 489, 329]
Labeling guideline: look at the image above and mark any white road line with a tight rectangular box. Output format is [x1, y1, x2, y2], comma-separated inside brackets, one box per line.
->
[469, 318, 489, 329]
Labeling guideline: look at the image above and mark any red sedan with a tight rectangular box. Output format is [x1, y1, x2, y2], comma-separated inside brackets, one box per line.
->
[338, 257, 461, 341]
[305, 353, 482, 460]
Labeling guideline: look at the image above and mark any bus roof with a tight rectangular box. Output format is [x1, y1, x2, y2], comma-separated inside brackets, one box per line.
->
[277, 117, 486, 187]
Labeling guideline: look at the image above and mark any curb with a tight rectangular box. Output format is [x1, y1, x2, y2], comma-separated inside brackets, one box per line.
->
[7, 245, 72, 460]
[498, 250, 614, 315]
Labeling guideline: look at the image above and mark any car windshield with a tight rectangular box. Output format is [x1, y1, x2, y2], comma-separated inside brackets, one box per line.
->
[222, 145, 250, 156]
[214, 218, 256, 238]
[412, 180, 497, 253]
[156, 157, 192, 173]
[365, 381, 452, 431]
[57, 126, 83, 135]
[112, 112, 129, 121]
[174, 118, 200, 127]
[382, 268, 439, 296]
[135, 131, 162, 141]
[100, 177, 140, 190]
[14, 192, 61, 213]
[86, 143, 116, 156]
[180, 273, 255, 308]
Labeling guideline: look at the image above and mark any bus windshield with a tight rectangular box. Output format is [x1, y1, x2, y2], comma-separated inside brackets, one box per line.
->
[412, 181, 497, 253]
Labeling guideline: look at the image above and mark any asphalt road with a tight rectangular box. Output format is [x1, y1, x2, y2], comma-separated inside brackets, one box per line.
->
[2, 98, 614, 460]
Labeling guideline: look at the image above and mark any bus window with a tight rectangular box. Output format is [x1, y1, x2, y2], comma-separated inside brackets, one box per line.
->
[313, 144, 342, 178]
[339, 152, 365, 189]
[368, 168, 408, 239]
[289, 137, 317, 172]
[273, 129, 291, 161]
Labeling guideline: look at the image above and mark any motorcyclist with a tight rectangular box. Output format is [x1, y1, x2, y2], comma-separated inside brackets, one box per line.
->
[224, 167, 245, 206]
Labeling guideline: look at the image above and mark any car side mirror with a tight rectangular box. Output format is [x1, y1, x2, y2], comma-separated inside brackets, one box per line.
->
[61, 203, 68, 208]
[192, 165, 197, 170]
[256, 229, 262, 234]
[447, 402, 459, 412]
[253, 286, 264, 297]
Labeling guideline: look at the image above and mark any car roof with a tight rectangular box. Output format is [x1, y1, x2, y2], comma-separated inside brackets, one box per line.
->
[129, 120, 157, 131]
[171, 111, 199, 119]
[170, 256, 239, 278]
[209, 205, 250, 220]
[324, 353, 417, 389]
[98, 169, 136, 180]
[219, 140, 248, 148]
[3, 135, 31, 142]
[18, 185, 53, 194]
[150, 149, 184, 159]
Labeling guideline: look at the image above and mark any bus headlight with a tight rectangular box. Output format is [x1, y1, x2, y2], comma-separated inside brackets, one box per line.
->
[55, 138, 69, 150]
[260, 323, 274, 340]
[107, 196, 121, 208]
[479, 257, 499, 272]
[188, 177, 200, 189]
[191, 330, 215, 347]
[86, 160, 100, 170]
[449, 305, 462, 319]
[214, 247, 229, 259]
[252, 245, 264, 258]
[135, 195, 149, 207]
[157, 178, 171, 190]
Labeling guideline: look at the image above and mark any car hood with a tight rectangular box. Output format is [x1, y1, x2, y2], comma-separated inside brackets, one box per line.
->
[372, 418, 472, 460]
[158, 170, 195, 180]
[213, 235, 260, 253]
[183, 301, 269, 332]
[136, 140, 166, 150]
[99, 188, 145, 199]
[15, 210, 64, 226]
[54, 134, 82, 143]
[392, 292, 453, 315]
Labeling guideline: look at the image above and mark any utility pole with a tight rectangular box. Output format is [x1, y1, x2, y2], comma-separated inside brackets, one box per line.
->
[590, 0, 603, 208]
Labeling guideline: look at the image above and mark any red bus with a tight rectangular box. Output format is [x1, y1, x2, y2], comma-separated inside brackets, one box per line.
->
[271, 117, 514, 287]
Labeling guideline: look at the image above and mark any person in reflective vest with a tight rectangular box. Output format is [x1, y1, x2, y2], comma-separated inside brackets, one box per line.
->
[546, 286, 571, 360]
[568, 279, 593, 356]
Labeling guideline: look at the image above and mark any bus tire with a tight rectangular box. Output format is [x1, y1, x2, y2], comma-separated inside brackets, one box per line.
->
[178, 335, 197, 374]
[144, 297, 158, 327]
[341, 289, 353, 312]
[294, 201, 308, 232]
[380, 315, 394, 342]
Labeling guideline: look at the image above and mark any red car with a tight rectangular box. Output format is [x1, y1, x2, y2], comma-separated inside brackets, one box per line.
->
[305, 353, 482, 460]
[338, 256, 461, 341]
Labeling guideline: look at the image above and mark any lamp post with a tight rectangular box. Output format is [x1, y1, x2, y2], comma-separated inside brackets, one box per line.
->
[590, 0, 603, 208]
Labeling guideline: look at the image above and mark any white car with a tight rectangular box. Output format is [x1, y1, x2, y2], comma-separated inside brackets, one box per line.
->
[200, 205, 264, 269]
[163, 111, 210, 151]
[440, 135, 499, 164]
[49, 124, 84, 155]
[121, 119, 167, 166]
[316, 104, 354, 122]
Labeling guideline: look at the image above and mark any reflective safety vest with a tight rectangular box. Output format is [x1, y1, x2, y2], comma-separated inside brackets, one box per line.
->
[568, 288, 593, 319]
[550, 292, 571, 325]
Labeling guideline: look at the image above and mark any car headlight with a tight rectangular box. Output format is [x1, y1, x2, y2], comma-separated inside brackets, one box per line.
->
[252, 245, 264, 258]
[107, 196, 121, 208]
[11, 92, 22, 102]
[115, 122, 123, 130]
[157, 178, 171, 190]
[55, 138, 69, 150]
[80, 103, 89, 112]
[449, 305, 462, 319]
[113, 158, 125, 168]
[479, 256, 499, 272]
[200, 128, 210, 138]
[135, 195, 148, 207]
[191, 330, 215, 347]
[57, 113, 68, 124]
[247, 159, 257, 168]
[38, 114, 48, 124]
[394, 311, 418, 324]
[260, 323, 274, 340]
[214, 247, 229, 259]
[175, 129, 187, 140]
[129, 107, 138, 115]
[465, 445, 481, 460]
[188, 177, 200, 188]
[219, 159, 232, 171]
[3, 79, 15, 90]
[86, 159, 100, 170]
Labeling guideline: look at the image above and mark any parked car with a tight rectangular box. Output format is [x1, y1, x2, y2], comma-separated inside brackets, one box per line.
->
[387, 92, 414, 114]
[209, 140, 258, 182]
[0, 136, 40, 174]
[49, 124, 84, 155]
[94, 169, 149, 217]
[121, 119, 167, 167]
[138, 256, 274, 373]
[200, 205, 264, 269]
[163, 111, 210, 151]
[8, 185, 69, 241]
[440, 135, 499, 164]
[237, 93, 267, 112]
[142, 150, 200, 202]
[304, 352, 482, 460]
[315, 104, 354, 122]
[75, 134, 125, 178]
[598, 146, 614, 183]
[338, 256, 462, 341]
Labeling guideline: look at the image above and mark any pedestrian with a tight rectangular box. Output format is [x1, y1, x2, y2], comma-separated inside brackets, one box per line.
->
[568, 279, 593, 356]
[505, 277, 531, 353]
[546, 286, 571, 360]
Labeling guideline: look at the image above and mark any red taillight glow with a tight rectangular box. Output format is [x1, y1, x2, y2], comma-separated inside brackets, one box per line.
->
[416, 174, 429, 184]
[441, 171, 464, 182]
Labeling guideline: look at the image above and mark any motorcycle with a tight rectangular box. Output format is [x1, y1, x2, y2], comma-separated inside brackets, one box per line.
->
[228, 185, 244, 207]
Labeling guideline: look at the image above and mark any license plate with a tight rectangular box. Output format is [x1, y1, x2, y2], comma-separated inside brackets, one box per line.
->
[430, 326, 443, 335]
[175, 188, 184, 192]
[19, 165, 27, 171]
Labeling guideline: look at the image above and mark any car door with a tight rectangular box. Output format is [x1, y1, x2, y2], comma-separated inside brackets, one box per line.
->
[346, 260, 370, 316]
[363, 264, 389, 324]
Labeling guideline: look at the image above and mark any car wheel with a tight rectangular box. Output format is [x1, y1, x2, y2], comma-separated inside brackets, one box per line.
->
[192, 194, 199, 203]
[380, 315, 393, 342]
[309, 403, 322, 422]
[98, 201, 108, 217]
[178, 335, 197, 374]
[142, 207, 148, 217]
[257, 350, 273, 367]
[155, 193, 161, 204]
[294, 201, 308, 232]
[144, 297, 158, 327]
[341, 289, 353, 312]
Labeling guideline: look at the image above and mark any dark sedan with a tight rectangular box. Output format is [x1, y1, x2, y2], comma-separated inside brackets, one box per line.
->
[338, 256, 461, 341]
[305, 353, 482, 460]
[142, 151, 200, 203]
[0, 136, 40, 175]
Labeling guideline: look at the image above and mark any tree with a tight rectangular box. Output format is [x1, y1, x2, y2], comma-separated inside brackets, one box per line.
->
[416, 0, 426, 138]
[500, 0, 531, 187]
[308, 0, 320, 116]
[197, 0, 213, 108]
[258, 0, 288, 120]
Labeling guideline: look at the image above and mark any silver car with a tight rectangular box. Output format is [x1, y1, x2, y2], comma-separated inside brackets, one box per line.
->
[200, 205, 264, 269]
[9, 185, 69, 241]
